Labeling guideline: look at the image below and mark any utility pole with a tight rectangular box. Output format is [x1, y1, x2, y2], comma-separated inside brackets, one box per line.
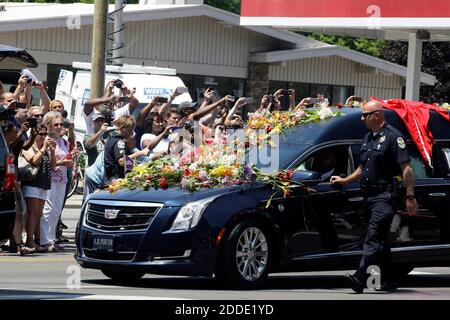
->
[112, 0, 125, 66]
[90, 0, 108, 99]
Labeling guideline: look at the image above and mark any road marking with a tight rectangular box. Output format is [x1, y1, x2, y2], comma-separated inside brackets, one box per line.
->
[0, 292, 189, 300]
[0, 257, 75, 263]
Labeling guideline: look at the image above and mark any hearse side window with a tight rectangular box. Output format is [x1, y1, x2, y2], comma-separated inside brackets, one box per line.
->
[296, 145, 351, 182]
[442, 148, 450, 177]
[408, 145, 433, 179]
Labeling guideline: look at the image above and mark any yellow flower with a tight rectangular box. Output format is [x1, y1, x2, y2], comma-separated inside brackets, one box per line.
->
[210, 166, 233, 177]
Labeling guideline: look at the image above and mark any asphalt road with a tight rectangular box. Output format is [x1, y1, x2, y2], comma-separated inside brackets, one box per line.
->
[1, 194, 450, 300]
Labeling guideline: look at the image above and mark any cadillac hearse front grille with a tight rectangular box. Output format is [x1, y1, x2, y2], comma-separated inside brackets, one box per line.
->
[84, 201, 163, 232]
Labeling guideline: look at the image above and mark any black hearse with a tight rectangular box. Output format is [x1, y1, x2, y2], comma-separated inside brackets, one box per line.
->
[0, 45, 39, 241]
[76, 108, 450, 288]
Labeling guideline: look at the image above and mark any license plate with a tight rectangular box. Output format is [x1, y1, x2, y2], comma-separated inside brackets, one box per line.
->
[92, 236, 114, 251]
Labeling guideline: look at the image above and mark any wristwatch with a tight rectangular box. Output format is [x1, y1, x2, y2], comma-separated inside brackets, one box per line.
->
[406, 194, 416, 200]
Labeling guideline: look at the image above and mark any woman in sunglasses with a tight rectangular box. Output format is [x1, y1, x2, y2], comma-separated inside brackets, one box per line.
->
[38, 112, 73, 252]
[22, 123, 57, 252]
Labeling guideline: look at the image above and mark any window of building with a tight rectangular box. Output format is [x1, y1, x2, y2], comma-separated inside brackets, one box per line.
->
[269, 81, 354, 107]
[178, 74, 245, 104]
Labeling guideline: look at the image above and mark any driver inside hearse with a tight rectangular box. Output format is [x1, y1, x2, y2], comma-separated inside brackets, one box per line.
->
[297, 147, 349, 182]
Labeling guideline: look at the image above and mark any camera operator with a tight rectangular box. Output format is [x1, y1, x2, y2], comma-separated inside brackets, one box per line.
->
[83, 113, 109, 166]
[256, 93, 281, 115]
[83, 80, 139, 135]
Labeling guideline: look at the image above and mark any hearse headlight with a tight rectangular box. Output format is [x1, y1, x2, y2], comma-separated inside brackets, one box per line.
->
[170, 196, 217, 231]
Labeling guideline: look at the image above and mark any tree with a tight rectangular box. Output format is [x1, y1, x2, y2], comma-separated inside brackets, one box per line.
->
[304, 32, 387, 58]
[205, 0, 241, 14]
[381, 41, 450, 103]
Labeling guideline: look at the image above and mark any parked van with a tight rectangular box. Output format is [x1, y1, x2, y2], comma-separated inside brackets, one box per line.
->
[75, 107, 450, 288]
[55, 62, 192, 148]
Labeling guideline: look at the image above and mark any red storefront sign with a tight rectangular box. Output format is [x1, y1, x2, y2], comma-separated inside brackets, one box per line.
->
[240, 0, 450, 28]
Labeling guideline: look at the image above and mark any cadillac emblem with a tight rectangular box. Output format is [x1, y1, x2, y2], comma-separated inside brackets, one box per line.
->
[104, 209, 120, 220]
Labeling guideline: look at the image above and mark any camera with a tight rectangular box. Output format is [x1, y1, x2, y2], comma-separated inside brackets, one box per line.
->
[63, 119, 72, 129]
[281, 89, 292, 95]
[113, 79, 123, 89]
[15, 101, 27, 109]
[26, 117, 37, 128]
[184, 119, 195, 134]
[268, 94, 276, 103]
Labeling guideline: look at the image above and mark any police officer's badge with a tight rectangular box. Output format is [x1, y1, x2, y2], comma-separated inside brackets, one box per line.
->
[379, 136, 385, 144]
[117, 140, 125, 149]
[397, 137, 406, 149]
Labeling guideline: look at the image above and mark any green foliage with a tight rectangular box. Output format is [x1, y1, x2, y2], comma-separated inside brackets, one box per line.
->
[205, 0, 241, 14]
[381, 41, 450, 103]
[306, 32, 387, 58]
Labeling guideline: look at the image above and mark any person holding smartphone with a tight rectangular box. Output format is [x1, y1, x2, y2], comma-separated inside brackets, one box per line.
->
[39, 111, 72, 252]
[22, 123, 57, 253]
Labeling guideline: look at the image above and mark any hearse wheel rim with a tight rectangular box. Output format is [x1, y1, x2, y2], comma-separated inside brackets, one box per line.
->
[235, 227, 268, 281]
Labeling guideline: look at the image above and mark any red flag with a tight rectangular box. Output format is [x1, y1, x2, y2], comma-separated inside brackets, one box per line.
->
[371, 97, 450, 167]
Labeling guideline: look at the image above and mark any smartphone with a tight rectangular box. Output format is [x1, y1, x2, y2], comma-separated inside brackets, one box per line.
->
[118, 96, 130, 103]
[243, 97, 254, 104]
[26, 117, 37, 128]
[309, 98, 320, 104]
[155, 97, 168, 104]
[176, 87, 188, 94]
[47, 130, 60, 140]
[228, 96, 236, 102]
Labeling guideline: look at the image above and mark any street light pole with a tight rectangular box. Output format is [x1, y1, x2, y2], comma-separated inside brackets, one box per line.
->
[90, 0, 108, 99]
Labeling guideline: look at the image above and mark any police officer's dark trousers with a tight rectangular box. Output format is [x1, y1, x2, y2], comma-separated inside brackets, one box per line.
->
[354, 191, 394, 284]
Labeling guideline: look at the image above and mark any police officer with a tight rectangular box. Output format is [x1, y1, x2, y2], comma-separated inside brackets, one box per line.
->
[330, 100, 418, 293]
[104, 115, 150, 183]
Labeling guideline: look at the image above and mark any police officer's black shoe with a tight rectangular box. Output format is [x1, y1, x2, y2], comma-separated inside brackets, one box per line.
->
[375, 282, 398, 292]
[345, 274, 364, 294]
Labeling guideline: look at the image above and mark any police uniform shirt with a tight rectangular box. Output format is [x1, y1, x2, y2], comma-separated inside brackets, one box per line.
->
[359, 124, 410, 186]
[104, 132, 130, 181]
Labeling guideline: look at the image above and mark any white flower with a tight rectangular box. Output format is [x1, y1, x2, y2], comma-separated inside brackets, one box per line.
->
[318, 107, 333, 120]
[319, 101, 329, 108]
[189, 162, 198, 171]
[352, 101, 361, 107]
[441, 103, 449, 109]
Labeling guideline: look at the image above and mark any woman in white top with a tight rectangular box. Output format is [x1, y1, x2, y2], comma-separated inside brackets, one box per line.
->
[140, 112, 174, 159]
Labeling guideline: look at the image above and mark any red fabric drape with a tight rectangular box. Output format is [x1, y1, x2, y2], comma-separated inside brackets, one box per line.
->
[370, 97, 450, 166]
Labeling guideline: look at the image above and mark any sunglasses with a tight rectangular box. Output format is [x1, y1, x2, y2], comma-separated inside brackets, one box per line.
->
[361, 110, 379, 119]
[34, 114, 44, 118]
[53, 123, 63, 127]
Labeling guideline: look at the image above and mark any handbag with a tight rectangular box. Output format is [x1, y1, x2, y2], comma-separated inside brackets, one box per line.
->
[17, 154, 39, 182]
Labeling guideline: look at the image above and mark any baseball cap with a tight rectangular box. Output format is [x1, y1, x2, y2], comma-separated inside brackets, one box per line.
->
[92, 113, 106, 122]
[177, 101, 198, 112]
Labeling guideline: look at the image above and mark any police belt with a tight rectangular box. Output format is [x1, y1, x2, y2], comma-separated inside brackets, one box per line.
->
[360, 183, 392, 196]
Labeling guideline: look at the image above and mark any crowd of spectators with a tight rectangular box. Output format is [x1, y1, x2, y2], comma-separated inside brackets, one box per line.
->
[1, 73, 361, 256]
